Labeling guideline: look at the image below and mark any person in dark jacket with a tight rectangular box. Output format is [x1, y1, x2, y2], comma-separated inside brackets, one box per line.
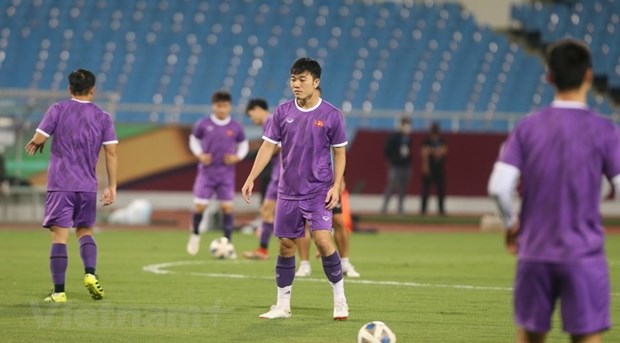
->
[421, 122, 447, 215]
[381, 117, 413, 214]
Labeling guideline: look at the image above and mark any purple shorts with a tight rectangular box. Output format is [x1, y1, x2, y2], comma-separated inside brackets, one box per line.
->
[43, 191, 97, 229]
[274, 196, 332, 239]
[264, 178, 279, 201]
[514, 260, 610, 335]
[193, 172, 234, 203]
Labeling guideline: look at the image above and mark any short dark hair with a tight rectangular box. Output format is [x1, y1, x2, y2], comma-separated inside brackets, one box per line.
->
[246, 98, 268, 113]
[68, 69, 96, 95]
[545, 39, 592, 91]
[212, 91, 232, 103]
[290, 57, 321, 79]
[400, 117, 411, 126]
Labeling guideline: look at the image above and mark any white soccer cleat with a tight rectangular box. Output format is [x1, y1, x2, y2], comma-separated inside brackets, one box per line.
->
[295, 264, 311, 277]
[186, 234, 201, 256]
[259, 305, 291, 319]
[333, 298, 349, 321]
[343, 262, 361, 278]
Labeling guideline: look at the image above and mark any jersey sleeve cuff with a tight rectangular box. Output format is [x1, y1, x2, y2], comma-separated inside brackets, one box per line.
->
[332, 141, 348, 147]
[36, 128, 50, 137]
[262, 136, 280, 145]
[102, 140, 119, 145]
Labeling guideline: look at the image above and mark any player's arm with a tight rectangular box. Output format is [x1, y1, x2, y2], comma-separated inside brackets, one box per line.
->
[25, 131, 48, 155]
[242, 140, 277, 202]
[326, 146, 346, 210]
[101, 143, 118, 206]
[488, 161, 520, 229]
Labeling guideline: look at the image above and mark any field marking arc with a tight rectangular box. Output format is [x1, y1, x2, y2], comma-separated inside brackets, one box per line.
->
[142, 260, 619, 296]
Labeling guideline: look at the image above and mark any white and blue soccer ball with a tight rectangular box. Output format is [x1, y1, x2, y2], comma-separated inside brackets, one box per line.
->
[209, 237, 235, 259]
[358, 321, 397, 343]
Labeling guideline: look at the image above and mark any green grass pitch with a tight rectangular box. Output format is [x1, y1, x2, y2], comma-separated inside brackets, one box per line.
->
[0, 229, 618, 342]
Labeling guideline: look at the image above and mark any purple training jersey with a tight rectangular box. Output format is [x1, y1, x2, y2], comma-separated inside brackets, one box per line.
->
[263, 98, 347, 200]
[263, 116, 281, 184]
[499, 101, 620, 263]
[37, 99, 118, 193]
[192, 115, 246, 178]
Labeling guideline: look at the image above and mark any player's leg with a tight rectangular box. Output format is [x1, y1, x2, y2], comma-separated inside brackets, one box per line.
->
[420, 174, 432, 215]
[513, 261, 557, 343]
[558, 262, 609, 343]
[218, 179, 236, 242]
[73, 192, 104, 300]
[333, 211, 360, 278]
[243, 199, 275, 260]
[305, 197, 348, 320]
[260, 199, 305, 319]
[42, 191, 74, 303]
[516, 328, 547, 343]
[294, 224, 312, 276]
[396, 166, 410, 214]
[436, 171, 446, 215]
[380, 167, 397, 214]
[187, 200, 208, 255]
[187, 173, 214, 255]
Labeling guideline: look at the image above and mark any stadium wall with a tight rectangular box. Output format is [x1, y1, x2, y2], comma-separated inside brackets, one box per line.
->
[120, 129, 507, 197]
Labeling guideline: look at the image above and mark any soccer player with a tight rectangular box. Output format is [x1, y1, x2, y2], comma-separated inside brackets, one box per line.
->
[295, 177, 361, 278]
[488, 39, 620, 343]
[186, 91, 248, 256]
[25, 69, 118, 303]
[242, 57, 349, 320]
[242, 99, 280, 260]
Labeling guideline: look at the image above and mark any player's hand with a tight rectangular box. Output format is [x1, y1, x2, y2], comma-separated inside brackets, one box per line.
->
[325, 185, 341, 210]
[422, 164, 430, 176]
[100, 187, 116, 206]
[241, 179, 254, 203]
[199, 153, 213, 166]
[25, 140, 45, 156]
[505, 222, 519, 255]
[223, 154, 240, 165]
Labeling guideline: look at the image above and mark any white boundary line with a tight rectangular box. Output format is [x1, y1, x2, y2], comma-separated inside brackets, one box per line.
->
[142, 260, 620, 296]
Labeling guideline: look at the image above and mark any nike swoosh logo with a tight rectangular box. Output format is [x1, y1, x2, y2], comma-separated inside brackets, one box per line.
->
[331, 271, 342, 276]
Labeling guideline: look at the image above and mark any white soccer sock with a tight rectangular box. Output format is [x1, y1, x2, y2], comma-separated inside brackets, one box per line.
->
[341, 257, 350, 265]
[300, 260, 310, 268]
[276, 286, 292, 309]
[330, 279, 346, 302]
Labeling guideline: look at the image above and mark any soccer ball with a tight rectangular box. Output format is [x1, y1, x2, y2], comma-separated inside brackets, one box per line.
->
[358, 321, 397, 343]
[209, 237, 235, 259]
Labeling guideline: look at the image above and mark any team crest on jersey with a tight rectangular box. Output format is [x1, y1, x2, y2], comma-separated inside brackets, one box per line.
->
[226, 129, 234, 137]
[314, 120, 324, 128]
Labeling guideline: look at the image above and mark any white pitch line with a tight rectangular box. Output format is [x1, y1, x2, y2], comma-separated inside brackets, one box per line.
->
[142, 260, 620, 296]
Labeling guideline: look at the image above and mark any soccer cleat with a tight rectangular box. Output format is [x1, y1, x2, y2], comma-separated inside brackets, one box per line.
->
[44, 292, 67, 303]
[295, 263, 311, 277]
[242, 248, 269, 260]
[333, 298, 349, 320]
[259, 305, 292, 319]
[84, 273, 105, 300]
[343, 262, 361, 278]
[186, 234, 201, 256]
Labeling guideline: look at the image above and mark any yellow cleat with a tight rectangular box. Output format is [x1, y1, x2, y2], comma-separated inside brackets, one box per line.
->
[44, 292, 67, 303]
[84, 274, 105, 300]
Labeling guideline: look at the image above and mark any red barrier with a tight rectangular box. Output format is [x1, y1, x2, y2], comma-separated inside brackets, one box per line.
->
[122, 130, 508, 197]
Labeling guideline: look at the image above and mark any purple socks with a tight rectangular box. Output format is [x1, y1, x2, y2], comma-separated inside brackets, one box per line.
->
[50, 243, 68, 293]
[260, 222, 274, 249]
[276, 256, 296, 288]
[79, 235, 97, 275]
[191, 212, 203, 235]
[223, 213, 234, 241]
[322, 251, 344, 284]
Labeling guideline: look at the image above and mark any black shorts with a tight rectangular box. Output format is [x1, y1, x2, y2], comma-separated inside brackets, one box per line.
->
[332, 201, 342, 215]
